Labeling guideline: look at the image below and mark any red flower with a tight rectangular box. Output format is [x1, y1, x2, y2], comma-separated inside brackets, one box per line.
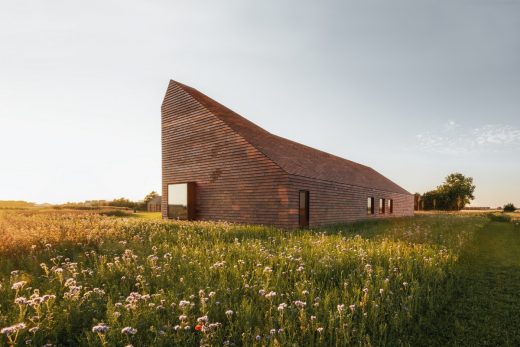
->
[195, 325, 202, 331]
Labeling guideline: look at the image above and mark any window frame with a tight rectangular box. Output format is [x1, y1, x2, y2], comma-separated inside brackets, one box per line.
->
[367, 197, 375, 215]
[167, 182, 196, 220]
[379, 198, 386, 214]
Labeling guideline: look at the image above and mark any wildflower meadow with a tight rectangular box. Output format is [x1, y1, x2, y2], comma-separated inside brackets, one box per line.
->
[0, 210, 487, 346]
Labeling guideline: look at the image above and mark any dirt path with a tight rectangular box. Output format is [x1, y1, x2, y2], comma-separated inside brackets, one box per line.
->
[421, 221, 520, 346]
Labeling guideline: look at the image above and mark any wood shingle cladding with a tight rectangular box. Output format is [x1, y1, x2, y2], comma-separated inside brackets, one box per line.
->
[162, 80, 414, 227]
[147, 196, 162, 212]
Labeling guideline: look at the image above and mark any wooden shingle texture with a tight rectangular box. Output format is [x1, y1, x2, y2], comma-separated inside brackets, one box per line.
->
[162, 80, 414, 227]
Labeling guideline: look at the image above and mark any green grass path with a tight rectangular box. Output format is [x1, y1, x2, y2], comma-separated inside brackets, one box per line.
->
[421, 221, 520, 346]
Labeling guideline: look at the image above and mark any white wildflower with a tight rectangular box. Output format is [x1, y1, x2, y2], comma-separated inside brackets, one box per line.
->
[92, 323, 109, 334]
[11, 281, 27, 290]
[337, 304, 345, 314]
[1, 323, 26, 336]
[265, 291, 277, 299]
[178, 300, 190, 308]
[14, 297, 28, 305]
[196, 316, 208, 324]
[294, 300, 306, 309]
[121, 327, 137, 335]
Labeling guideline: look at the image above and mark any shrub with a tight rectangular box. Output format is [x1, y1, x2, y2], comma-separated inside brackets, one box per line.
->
[99, 210, 135, 217]
[503, 203, 517, 212]
[488, 213, 512, 223]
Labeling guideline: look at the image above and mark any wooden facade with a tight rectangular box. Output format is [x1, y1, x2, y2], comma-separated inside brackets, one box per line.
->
[147, 196, 161, 212]
[162, 80, 414, 228]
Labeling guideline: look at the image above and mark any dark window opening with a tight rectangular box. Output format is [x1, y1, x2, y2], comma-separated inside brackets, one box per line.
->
[379, 198, 385, 214]
[388, 199, 393, 214]
[299, 191, 309, 228]
[367, 197, 374, 215]
[167, 183, 196, 220]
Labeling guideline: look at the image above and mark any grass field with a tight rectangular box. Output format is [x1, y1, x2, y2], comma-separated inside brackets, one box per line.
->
[0, 210, 518, 346]
[420, 220, 520, 346]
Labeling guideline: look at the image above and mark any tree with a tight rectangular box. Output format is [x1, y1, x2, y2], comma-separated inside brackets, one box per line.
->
[143, 191, 159, 205]
[503, 203, 516, 212]
[420, 173, 475, 211]
[437, 173, 476, 210]
[108, 198, 135, 209]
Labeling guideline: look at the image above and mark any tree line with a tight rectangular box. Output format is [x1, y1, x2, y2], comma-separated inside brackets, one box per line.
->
[416, 173, 516, 212]
[59, 191, 160, 211]
[416, 173, 476, 211]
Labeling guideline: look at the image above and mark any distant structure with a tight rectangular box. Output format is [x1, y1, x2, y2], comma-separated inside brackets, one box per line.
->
[147, 196, 162, 212]
[414, 193, 424, 211]
[161, 80, 414, 227]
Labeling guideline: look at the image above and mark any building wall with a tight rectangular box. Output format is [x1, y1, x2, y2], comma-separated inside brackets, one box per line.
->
[162, 82, 292, 227]
[287, 175, 414, 227]
[147, 204, 161, 212]
[162, 81, 414, 228]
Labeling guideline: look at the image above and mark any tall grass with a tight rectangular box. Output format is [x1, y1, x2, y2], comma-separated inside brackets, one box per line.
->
[0, 211, 484, 346]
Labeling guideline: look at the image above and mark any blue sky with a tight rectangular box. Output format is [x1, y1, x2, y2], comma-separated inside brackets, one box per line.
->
[1, 0, 519, 207]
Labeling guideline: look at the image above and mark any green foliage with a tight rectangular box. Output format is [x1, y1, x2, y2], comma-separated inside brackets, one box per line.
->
[56, 198, 146, 211]
[99, 210, 135, 217]
[503, 203, 517, 212]
[107, 198, 136, 209]
[0, 211, 484, 346]
[488, 213, 512, 223]
[417, 220, 520, 346]
[421, 173, 476, 211]
[143, 191, 159, 205]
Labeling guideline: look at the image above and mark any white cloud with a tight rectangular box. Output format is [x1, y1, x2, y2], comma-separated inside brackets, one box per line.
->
[443, 120, 460, 131]
[473, 124, 520, 146]
[415, 123, 520, 154]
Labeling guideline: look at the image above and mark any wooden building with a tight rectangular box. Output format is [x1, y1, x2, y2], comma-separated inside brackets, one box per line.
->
[162, 80, 414, 228]
[147, 196, 162, 212]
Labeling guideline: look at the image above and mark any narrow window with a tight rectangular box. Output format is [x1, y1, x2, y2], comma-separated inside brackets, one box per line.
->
[379, 198, 385, 214]
[367, 197, 374, 215]
[299, 191, 309, 228]
[167, 183, 196, 220]
[388, 199, 393, 214]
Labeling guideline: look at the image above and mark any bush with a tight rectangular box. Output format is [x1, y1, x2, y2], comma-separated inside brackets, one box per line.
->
[503, 203, 517, 212]
[488, 213, 512, 223]
[99, 210, 134, 217]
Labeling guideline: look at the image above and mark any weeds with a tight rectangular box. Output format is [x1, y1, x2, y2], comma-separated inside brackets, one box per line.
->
[0, 211, 484, 346]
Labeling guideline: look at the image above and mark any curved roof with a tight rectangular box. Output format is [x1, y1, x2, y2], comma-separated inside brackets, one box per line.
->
[169, 80, 411, 195]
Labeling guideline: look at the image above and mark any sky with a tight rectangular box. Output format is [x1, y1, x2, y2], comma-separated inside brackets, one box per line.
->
[0, 0, 519, 207]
